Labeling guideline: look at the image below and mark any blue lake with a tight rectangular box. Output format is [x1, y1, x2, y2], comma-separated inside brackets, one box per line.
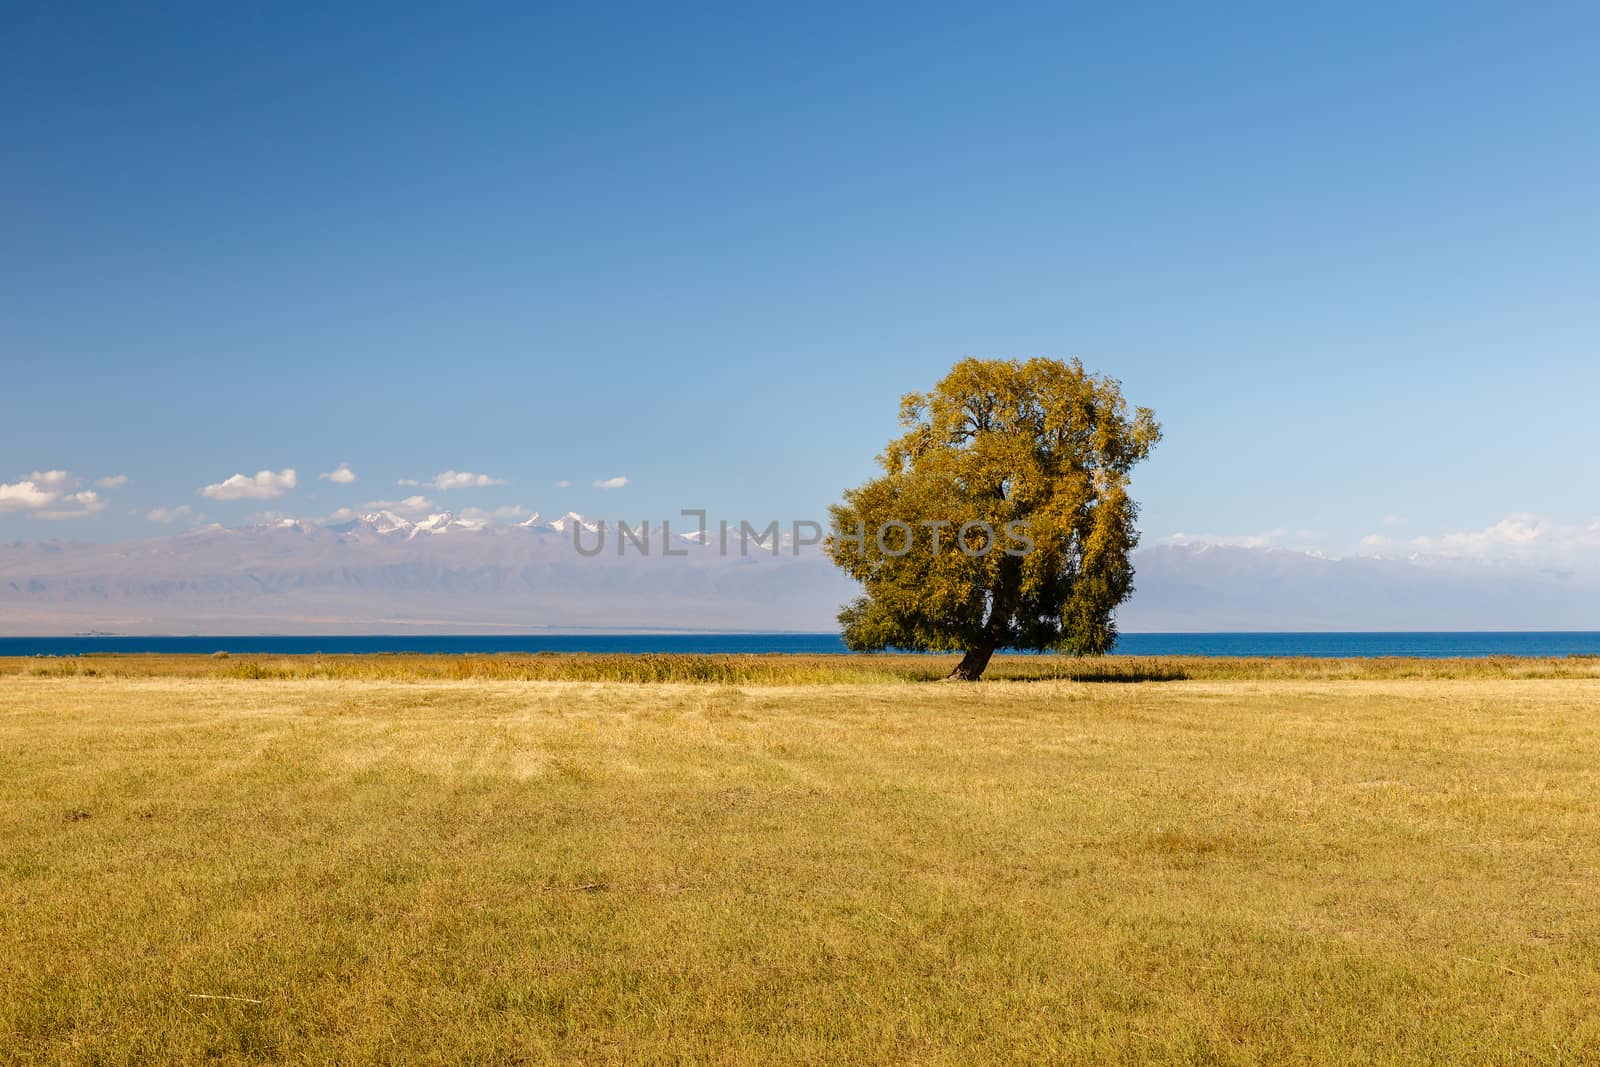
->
[6, 632, 1600, 658]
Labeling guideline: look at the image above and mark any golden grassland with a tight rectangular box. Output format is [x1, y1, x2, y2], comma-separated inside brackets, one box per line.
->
[9, 649, 1600, 683]
[3, 656, 1599, 1063]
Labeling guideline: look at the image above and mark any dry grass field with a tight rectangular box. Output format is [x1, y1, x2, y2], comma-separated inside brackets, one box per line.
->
[3, 655, 1599, 1063]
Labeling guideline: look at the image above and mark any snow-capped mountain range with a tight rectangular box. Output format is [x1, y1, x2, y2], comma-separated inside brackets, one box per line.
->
[325, 509, 594, 540]
[4, 513, 1600, 635]
[0, 511, 851, 635]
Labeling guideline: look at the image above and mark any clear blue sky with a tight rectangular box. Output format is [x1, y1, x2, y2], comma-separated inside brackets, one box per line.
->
[4, 2, 1597, 555]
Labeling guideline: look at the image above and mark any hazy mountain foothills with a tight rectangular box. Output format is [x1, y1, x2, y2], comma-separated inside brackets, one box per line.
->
[1128, 544, 1600, 631]
[0, 511, 848, 635]
[2, 511, 1598, 635]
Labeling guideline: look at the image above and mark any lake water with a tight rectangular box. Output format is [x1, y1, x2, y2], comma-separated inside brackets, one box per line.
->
[5, 632, 1600, 658]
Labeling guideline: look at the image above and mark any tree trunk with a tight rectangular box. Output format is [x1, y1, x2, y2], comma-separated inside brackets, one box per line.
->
[947, 644, 996, 681]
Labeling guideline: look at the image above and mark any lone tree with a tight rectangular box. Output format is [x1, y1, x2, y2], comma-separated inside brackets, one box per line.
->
[827, 357, 1160, 681]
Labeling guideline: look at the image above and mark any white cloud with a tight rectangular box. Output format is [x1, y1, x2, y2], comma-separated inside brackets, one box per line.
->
[319, 463, 357, 484]
[397, 478, 420, 486]
[460, 504, 535, 522]
[1161, 513, 1600, 565]
[147, 505, 195, 524]
[363, 495, 435, 517]
[0, 471, 105, 519]
[321, 507, 359, 524]
[1162, 528, 1285, 550]
[1408, 513, 1567, 559]
[0, 479, 60, 512]
[35, 491, 107, 520]
[200, 468, 297, 501]
[28, 470, 79, 491]
[95, 474, 129, 489]
[593, 475, 629, 490]
[428, 470, 505, 490]
[1162, 514, 1600, 563]
[555, 480, 572, 489]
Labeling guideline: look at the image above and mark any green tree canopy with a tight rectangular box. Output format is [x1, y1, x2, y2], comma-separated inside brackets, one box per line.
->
[827, 357, 1161, 680]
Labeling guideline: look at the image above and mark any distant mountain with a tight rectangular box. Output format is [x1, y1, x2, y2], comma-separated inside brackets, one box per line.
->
[1119, 543, 1600, 632]
[0, 513, 854, 635]
[2, 520, 1595, 635]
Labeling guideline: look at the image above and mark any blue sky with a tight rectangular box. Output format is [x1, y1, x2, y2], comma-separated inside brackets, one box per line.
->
[4, 2, 1598, 561]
